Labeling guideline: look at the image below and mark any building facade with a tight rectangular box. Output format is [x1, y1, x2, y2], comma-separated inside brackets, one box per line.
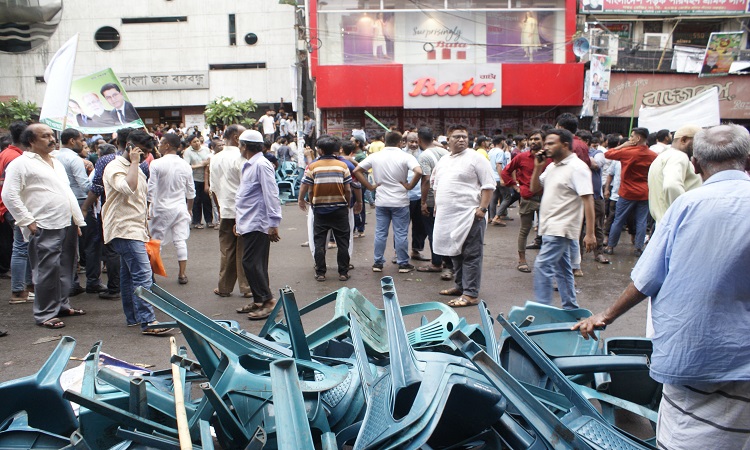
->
[309, 0, 584, 138]
[0, 0, 298, 129]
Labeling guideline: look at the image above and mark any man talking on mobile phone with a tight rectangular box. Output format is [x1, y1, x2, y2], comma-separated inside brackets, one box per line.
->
[529, 129, 596, 309]
[102, 130, 172, 336]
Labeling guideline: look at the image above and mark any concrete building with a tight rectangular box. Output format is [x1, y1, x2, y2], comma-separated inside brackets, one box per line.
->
[0, 0, 298, 129]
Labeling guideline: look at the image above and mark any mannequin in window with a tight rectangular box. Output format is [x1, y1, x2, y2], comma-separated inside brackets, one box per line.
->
[520, 12, 541, 61]
[372, 13, 387, 58]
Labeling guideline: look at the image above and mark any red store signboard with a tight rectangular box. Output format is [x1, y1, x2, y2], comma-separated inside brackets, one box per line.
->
[579, 0, 749, 15]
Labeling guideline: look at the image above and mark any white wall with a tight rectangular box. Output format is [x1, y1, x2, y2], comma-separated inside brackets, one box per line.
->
[0, 0, 296, 107]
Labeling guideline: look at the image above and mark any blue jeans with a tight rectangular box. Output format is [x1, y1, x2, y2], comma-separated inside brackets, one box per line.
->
[374, 206, 410, 266]
[607, 199, 649, 251]
[4, 212, 32, 293]
[110, 238, 155, 329]
[533, 235, 578, 309]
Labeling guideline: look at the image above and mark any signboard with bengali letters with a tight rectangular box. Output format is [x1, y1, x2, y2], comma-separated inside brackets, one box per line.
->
[118, 72, 209, 91]
[579, 0, 749, 15]
[600, 72, 750, 119]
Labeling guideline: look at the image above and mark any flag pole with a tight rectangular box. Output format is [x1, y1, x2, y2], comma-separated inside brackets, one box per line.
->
[364, 110, 389, 131]
[629, 85, 638, 135]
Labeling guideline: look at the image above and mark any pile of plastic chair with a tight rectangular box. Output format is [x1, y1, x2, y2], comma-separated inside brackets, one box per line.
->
[275, 161, 300, 204]
[0, 277, 662, 450]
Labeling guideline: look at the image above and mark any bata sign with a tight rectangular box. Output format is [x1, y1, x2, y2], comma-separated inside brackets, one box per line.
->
[403, 64, 502, 109]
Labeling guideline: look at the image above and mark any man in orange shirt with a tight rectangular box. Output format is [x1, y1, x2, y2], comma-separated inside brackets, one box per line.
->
[603, 127, 657, 256]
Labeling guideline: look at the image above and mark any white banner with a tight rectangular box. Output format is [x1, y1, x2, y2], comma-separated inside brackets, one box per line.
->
[638, 86, 720, 131]
[403, 64, 501, 109]
[40, 34, 78, 123]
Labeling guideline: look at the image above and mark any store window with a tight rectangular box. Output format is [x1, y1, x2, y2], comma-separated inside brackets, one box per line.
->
[673, 22, 721, 47]
[317, 1, 566, 65]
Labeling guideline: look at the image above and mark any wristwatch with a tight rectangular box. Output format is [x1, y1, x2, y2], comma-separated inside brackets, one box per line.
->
[479, 207, 488, 213]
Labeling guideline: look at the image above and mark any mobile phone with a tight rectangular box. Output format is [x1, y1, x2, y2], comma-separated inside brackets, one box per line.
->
[536, 151, 546, 162]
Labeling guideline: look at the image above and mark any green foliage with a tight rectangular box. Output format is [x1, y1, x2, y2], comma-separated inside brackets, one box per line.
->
[204, 96, 257, 128]
[0, 99, 40, 130]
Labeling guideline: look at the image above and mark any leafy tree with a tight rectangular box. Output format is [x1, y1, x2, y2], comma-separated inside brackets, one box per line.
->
[204, 96, 257, 129]
[0, 99, 39, 130]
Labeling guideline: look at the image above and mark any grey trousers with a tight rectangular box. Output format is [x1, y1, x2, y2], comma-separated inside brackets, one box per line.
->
[451, 218, 486, 298]
[28, 226, 78, 324]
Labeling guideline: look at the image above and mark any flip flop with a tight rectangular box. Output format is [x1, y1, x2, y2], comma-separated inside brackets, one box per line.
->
[236, 303, 260, 314]
[38, 318, 65, 329]
[247, 299, 277, 321]
[439, 288, 462, 296]
[447, 296, 479, 308]
[214, 288, 232, 297]
[595, 254, 610, 264]
[417, 265, 442, 272]
[315, 274, 326, 282]
[58, 308, 86, 317]
[517, 263, 532, 273]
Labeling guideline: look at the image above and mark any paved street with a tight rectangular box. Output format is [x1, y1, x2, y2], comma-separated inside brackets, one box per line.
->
[0, 204, 648, 382]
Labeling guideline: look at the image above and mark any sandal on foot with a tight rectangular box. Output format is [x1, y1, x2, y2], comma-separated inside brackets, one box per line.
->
[58, 308, 86, 317]
[141, 322, 173, 336]
[517, 263, 531, 273]
[236, 303, 260, 314]
[213, 288, 231, 297]
[315, 274, 326, 282]
[417, 265, 442, 273]
[439, 287, 462, 296]
[247, 299, 277, 320]
[440, 269, 454, 281]
[178, 275, 188, 285]
[339, 274, 350, 281]
[594, 254, 610, 264]
[447, 296, 479, 308]
[38, 318, 65, 329]
[242, 292, 254, 298]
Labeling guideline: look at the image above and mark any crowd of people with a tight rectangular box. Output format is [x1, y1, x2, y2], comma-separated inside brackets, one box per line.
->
[0, 111, 748, 447]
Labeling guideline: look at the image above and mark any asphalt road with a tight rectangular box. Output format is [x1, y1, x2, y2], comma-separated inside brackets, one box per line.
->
[0, 203, 648, 382]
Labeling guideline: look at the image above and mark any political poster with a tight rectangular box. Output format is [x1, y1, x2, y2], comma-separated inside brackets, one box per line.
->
[699, 32, 742, 78]
[47, 68, 145, 134]
[589, 54, 612, 101]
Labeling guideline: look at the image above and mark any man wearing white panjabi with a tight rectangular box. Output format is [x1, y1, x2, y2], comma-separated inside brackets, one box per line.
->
[147, 133, 195, 285]
[432, 124, 496, 308]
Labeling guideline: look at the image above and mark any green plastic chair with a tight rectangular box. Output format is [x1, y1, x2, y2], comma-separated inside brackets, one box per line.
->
[264, 287, 461, 355]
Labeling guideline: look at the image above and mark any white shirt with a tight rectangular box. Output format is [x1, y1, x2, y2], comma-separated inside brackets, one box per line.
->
[209, 146, 246, 220]
[650, 142, 669, 154]
[147, 154, 195, 211]
[288, 119, 297, 136]
[357, 147, 420, 208]
[431, 149, 496, 256]
[1, 152, 86, 241]
[258, 115, 275, 135]
[539, 153, 593, 240]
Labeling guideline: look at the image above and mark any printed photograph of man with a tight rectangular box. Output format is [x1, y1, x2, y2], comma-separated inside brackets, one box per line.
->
[100, 83, 140, 125]
[80, 92, 116, 127]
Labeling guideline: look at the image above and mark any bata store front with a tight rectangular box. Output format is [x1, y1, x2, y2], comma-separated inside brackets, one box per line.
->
[309, 0, 584, 138]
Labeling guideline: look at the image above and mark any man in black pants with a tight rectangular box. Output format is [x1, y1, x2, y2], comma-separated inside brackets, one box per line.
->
[235, 130, 282, 320]
[298, 135, 358, 281]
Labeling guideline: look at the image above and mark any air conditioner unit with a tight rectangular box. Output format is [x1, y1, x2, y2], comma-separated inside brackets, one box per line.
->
[644, 33, 670, 50]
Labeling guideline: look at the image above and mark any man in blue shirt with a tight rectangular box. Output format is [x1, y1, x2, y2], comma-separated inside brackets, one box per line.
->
[235, 130, 282, 320]
[574, 124, 750, 449]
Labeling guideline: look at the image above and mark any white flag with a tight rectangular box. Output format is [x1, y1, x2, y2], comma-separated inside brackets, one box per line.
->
[39, 34, 79, 122]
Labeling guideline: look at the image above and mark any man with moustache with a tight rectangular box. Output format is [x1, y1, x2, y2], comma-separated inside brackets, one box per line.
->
[432, 124, 496, 308]
[501, 129, 548, 273]
[530, 129, 596, 309]
[102, 130, 172, 335]
[2, 124, 87, 329]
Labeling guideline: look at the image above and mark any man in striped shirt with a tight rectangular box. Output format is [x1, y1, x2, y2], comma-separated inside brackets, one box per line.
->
[298, 135, 355, 281]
